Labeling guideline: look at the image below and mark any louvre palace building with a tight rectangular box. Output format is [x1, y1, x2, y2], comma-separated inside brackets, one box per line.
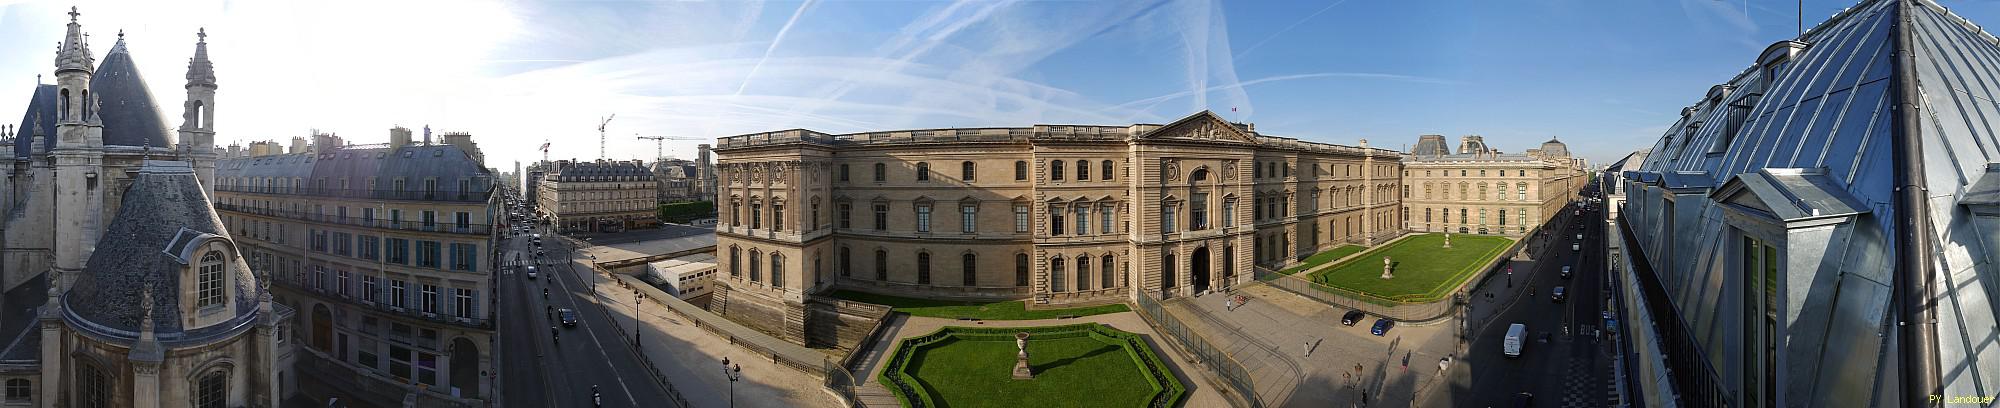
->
[709, 111, 1408, 342]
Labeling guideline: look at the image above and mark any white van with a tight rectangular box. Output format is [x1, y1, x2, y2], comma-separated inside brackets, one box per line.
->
[1503, 323, 1527, 357]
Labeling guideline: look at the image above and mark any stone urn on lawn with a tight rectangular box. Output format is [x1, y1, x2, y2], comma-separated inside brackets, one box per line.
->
[1012, 332, 1034, 380]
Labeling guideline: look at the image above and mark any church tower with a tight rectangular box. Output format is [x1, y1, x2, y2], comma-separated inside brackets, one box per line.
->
[50, 6, 105, 292]
[180, 28, 218, 198]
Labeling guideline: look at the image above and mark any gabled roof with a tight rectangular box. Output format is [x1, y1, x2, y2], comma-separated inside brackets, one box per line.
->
[1137, 110, 1256, 143]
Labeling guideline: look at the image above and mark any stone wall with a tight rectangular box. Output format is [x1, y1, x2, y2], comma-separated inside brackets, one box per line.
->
[803, 297, 890, 350]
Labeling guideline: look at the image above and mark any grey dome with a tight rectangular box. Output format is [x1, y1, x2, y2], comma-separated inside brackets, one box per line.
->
[64, 162, 259, 340]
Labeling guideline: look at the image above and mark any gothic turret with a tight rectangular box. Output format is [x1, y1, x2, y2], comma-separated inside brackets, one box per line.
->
[53, 6, 99, 131]
[181, 28, 218, 198]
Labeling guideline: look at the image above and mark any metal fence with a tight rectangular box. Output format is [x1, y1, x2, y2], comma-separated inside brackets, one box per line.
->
[1132, 293, 1264, 408]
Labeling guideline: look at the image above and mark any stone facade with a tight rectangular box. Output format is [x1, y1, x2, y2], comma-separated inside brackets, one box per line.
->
[213, 136, 497, 406]
[709, 111, 1404, 344]
[537, 160, 661, 233]
[1400, 135, 1586, 236]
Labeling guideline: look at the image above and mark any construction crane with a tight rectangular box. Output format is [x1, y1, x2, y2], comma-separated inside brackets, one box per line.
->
[635, 134, 705, 161]
[597, 114, 616, 160]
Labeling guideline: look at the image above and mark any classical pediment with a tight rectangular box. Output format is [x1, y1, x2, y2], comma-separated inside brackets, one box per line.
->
[1140, 111, 1257, 143]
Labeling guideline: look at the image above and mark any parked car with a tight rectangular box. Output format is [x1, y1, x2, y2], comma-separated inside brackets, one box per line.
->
[1560, 266, 1572, 280]
[1370, 318, 1395, 336]
[1551, 286, 1567, 303]
[1341, 310, 1367, 326]
[559, 308, 579, 327]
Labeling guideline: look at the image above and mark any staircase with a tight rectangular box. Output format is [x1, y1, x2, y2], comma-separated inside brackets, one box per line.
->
[709, 285, 730, 316]
[851, 382, 901, 407]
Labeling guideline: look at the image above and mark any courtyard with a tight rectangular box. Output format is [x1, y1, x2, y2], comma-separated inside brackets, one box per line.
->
[879, 324, 1186, 408]
[1307, 233, 1513, 303]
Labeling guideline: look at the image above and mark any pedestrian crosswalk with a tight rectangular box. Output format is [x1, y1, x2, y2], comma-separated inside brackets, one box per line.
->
[498, 257, 572, 269]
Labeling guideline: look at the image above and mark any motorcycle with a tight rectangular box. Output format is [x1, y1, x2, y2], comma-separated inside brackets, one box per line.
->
[592, 385, 601, 407]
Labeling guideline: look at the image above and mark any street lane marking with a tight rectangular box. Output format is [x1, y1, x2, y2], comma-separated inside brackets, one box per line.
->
[552, 241, 643, 407]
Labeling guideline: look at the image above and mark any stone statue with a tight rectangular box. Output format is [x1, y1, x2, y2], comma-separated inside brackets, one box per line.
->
[1012, 332, 1034, 380]
[1381, 256, 1394, 280]
[1443, 233, 1452, 249]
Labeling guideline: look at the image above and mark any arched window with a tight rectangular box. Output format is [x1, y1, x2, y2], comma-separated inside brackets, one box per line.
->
[961, 161, 976, 181]
[1101, 255, 1116, 289]
[59, 89, 70, 121]
[1015, 253, 1030, 287]
[1050, 257, 1066, 292]
[1076, 161, 1090, 180]
[770, 253, 785, 289]
[962, 253, 977, 286]
[875, 249, 889, 281]
[196, 371, 227, 408]
[916, 162, 931, 182]
[193, 100, 206, 129]
[80, 90, 90, 119]
[77, 362, 108, 408]
[1051, 160, 1065, 181]
[197, 251, 226, 307]
[729, 246, 741, 278]
[1075, 256, 1091, 291]
[916, 252, 931, 284]
[1014, 161, 1028, 181]
[1101, 160, 1114, 180]
[748, 249, 762, 282]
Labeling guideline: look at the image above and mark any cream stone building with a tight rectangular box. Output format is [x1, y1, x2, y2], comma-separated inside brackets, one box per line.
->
[709, 111, 1404, 343]
[1401, 135, 1585, 236]
[537, 160, 661, 233]
[0, 9, 300, 408]
[213, 131, 496, 406]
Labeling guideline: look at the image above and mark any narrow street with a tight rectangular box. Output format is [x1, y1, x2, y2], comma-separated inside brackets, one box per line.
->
[495, 222, 677, 408]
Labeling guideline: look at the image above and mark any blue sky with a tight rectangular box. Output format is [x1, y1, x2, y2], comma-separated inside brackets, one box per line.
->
[5, 0, 1999, 169]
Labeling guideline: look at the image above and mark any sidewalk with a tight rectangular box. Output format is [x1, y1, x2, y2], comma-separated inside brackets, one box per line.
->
[569, 261, 840, 408]
[1177, 284, 1458, 407]
[852, 311, 1231, 408]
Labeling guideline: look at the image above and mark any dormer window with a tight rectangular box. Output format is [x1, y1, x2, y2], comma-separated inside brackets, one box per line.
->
[1757, 40, 1810, 92]
[196, 251, 225, 307]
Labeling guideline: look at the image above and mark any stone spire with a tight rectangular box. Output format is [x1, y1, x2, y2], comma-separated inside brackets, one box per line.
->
[54, 7, 94, 75]
[185, 28, 215, 87]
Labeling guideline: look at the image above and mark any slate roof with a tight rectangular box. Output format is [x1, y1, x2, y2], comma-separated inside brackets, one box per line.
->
[0, 273, 47, 363]
[215, 144, 494, 198]
[1621, 0, 2000, 404]
[64, 161, 259, 340]
[554, 161, 655, 182]
[12, 39, 177, 157]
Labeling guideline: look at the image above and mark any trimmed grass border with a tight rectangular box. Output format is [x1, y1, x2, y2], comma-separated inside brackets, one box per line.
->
[1277, 244, 1366, 275]
[826, 290, 1129, 320]
[877, 323, 1187, 408]
[1306, 233, 1513, 304]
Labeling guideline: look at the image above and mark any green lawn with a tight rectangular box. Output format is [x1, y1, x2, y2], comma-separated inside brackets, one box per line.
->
[827, 290, 1129, 320]
[906, 336, 1156, 408]
[1307, 233, 1513, 302]
[1278, 244, 1366, 275]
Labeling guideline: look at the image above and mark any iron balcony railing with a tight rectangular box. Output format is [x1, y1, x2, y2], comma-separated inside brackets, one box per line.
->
[215, 203, 494, 236]
[214, 186, 493, 203]
[276, 279, 492, 331]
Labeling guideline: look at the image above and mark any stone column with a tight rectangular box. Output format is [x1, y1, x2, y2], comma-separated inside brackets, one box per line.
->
[1360, 139, 1375, 246]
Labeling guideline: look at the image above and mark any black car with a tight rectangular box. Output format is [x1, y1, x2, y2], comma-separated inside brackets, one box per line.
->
[1513, 392, 1534, 408]
[558, 308, 579, 327]
[1370, 318, 1394, 336]
[1552, 286, 1567, 303]
[1340, 310, 1366, 326]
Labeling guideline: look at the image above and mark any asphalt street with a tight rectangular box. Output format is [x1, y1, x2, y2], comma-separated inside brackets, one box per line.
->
[1428, 188, 1612, 408]
[496, 220, 677, 408]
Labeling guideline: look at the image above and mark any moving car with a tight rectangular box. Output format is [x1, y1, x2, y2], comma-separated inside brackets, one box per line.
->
[1560, 266, 1572, 280]
[1503, 323, 1526, 357]
[1572, 243, 1580, 252]
[1551, 286, 1567, 303]
[1370, 318, 1394, 336]
[1514, 392, 1535, 408]
[526, 266, 538, 279]
[1340, 310, 1366, 326]
[558, 308, 579, 327]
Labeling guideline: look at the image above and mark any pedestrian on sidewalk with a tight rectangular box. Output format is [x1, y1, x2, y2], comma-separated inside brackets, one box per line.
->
[1304, 341, 1312, 357]
[1224, 297, 1234, 312]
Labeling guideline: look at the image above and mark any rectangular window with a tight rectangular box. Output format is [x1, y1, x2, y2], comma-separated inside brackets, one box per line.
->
[1101, 206, 1115, 233]
[1014, 161, 1027, 181]
[1518, 185, 1527, 201]
[1222, 199, 1235, 227]
[455, 212, 471, 231]
[387, 238, 409, 264]
[917, 253, 931, 284]
[916, 204, 932, 233]
[1074, 206, 1089, 235]
[840, 247, 851, 277]
[874, 163, 886, 182]
[451, 243, 478, 271]
[453, 288, 475, 319]
[838, 204, 852, 229]
[1163, 203, 1178, 233]
[873, 204, 888, 230]
[1051, 207, 1065, 235]
[333, 232, 352, 256]
[839, 164, 850, 181]
[1191, 193, 1208, 230]
[359, 236, 380, 260]
[961, 205, 977, 233]
[1499, 209, 1508, 226]
[773, 204, 784, 232]
[420, 284, 439, 314]
[916, 163, 931, 182]
[416, 241, 441, 268]
[751, 202, 762, 229]
[362, 276, 378, 303]
[391, 280, 408, 308]
[1014, 204, 1030, 233]
[421, 210, 437, 229]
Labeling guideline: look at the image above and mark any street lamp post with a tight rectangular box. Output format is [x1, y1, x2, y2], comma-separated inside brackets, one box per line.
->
[721, 357, 742, 408]
[633, 290, 643, 344]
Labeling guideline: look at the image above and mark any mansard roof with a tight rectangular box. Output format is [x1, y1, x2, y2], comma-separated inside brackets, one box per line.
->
[65, 161, 260, 342]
